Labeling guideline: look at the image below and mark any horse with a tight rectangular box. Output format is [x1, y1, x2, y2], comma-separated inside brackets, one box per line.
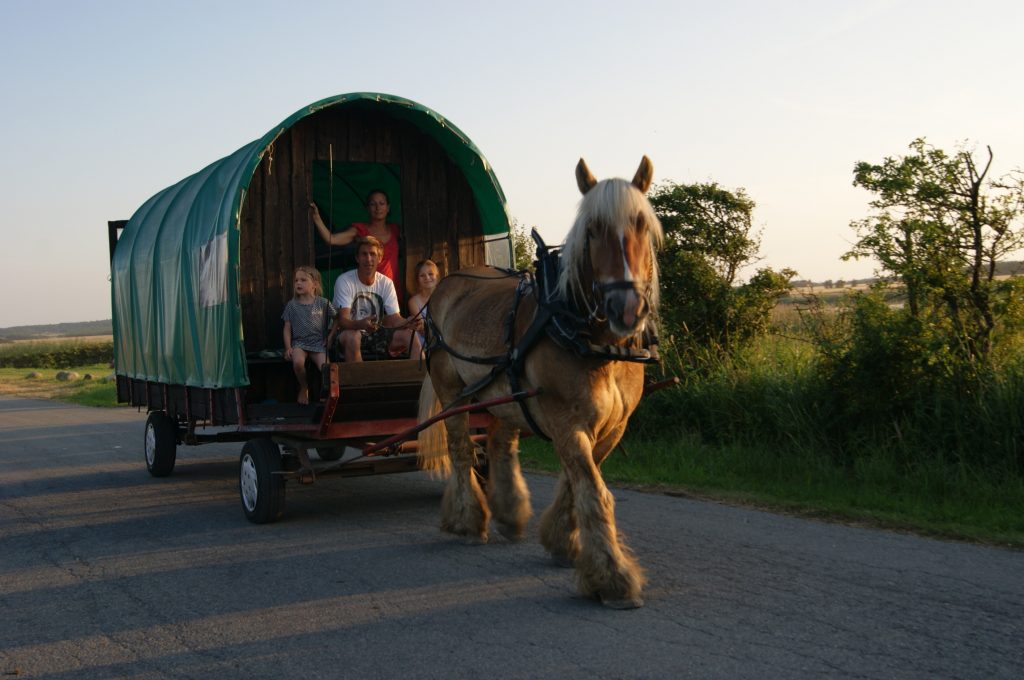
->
[417, 156, 663, 608]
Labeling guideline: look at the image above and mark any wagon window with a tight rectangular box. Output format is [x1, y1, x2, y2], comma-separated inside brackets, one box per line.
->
[311, 161, 402, 301]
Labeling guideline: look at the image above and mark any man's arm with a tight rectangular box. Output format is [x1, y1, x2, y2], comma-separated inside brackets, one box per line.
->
[382, 312, 407, 328]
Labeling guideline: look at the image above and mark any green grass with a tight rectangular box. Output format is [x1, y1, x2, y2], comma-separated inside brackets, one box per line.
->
[0, 364, 119, 407]
[519, 435, 1024, 547]
[517, 331, 1024, 548]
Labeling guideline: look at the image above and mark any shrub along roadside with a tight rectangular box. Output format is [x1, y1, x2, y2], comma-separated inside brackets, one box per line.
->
[516, 335, 1024, 548]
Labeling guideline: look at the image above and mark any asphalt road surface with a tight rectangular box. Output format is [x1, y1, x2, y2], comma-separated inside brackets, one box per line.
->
[1, 397, 1022, 679]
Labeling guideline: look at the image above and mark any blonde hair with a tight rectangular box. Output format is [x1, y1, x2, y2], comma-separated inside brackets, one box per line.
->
[293, 265, 323, 297]
[356, 235, 384, 258]
[414, 259, 440, 291]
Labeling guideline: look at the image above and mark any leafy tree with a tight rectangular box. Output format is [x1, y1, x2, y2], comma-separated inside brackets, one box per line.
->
[510, 219, 536, 271]
[649, 181, 794, 356]
[845, 138, 1024, 361]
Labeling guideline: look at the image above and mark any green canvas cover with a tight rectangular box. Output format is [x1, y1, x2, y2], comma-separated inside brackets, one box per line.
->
[111, 93, 512, 389]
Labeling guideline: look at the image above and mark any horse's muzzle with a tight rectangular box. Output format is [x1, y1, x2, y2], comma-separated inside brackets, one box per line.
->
[601, 282, 649, 336]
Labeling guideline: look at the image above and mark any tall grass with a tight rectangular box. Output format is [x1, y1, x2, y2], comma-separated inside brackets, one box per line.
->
[521, 330, 1024, 545]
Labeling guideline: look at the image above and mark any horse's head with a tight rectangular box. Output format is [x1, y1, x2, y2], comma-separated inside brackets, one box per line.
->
[557, 156, 663, 339]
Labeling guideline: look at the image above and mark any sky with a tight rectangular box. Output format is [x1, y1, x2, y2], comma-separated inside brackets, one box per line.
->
[1, 0, 1022, 327]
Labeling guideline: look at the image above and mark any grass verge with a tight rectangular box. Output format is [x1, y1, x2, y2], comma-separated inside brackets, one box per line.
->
[519, 435, 1024, 548]
[0, 364, 119, 407]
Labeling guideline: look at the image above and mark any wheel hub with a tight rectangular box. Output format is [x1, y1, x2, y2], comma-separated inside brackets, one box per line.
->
[145, 423, 156, 466]
[240, 454, 258, 512]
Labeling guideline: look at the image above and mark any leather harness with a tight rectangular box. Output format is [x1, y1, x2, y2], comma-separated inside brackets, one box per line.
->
[423, 231, 659, 441]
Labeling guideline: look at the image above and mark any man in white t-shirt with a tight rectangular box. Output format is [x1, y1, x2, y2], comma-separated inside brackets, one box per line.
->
[328, 236, 418, 362]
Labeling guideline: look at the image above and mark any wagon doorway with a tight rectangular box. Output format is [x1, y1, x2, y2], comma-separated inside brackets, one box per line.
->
[311, 161, 403, 302]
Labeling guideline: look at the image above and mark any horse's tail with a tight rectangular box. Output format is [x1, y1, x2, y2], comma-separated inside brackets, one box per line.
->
[416, 374, 451, 477]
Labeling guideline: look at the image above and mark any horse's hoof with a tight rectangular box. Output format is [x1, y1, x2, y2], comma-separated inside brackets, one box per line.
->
[440, 518, 488, 542]
[601, 595, 644, 610]
[496, 523, 525, 542]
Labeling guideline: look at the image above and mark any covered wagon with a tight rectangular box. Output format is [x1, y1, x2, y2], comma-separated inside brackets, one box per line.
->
[108, 93, 513, 521]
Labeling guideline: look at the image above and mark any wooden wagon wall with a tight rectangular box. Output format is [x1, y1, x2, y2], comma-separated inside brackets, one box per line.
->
[238, 104, 487, 356]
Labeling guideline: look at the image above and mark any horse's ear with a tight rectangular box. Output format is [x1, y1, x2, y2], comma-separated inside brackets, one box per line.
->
[576, 158, 598, 195]
[632, 156, 653, 193]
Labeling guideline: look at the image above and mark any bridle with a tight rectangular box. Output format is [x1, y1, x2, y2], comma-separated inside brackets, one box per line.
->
[572, 228, 656, 330]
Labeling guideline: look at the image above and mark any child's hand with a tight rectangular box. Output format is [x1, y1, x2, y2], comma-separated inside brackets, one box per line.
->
[284, 347, 293, 360]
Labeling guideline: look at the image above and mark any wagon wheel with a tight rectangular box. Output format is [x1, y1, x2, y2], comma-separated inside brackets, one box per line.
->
[144, 411, 177, 477]
[239, 438, 286, 524]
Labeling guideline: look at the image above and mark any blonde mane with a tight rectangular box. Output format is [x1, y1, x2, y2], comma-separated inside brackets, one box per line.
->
[555, 177, 663, 311]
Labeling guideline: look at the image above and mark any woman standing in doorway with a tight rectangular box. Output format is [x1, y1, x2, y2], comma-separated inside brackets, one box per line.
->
[310, 189, 401, 290]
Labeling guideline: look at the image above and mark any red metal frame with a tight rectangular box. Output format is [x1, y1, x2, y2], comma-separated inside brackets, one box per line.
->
[363, 389, 540, 455]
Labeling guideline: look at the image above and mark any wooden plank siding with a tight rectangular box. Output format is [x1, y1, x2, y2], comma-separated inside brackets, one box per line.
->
[237, 105, 487, 403]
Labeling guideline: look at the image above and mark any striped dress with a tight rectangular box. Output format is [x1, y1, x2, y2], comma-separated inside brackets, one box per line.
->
[281, 297, 335, 353]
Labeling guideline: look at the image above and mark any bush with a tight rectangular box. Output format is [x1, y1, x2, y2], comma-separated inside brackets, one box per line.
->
[650, 181, 794, 362]
[0, 341, 113, 369]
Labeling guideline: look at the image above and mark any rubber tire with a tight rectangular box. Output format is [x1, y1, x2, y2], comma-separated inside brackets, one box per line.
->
[239, 438, 286, 524]
[144, 411, 177, 477]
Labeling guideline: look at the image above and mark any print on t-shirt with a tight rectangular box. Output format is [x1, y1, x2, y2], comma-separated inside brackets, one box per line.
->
[350, 291, 384, 321]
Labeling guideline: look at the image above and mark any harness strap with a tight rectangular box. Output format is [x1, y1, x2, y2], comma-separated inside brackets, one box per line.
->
[504, 277, 552, 440]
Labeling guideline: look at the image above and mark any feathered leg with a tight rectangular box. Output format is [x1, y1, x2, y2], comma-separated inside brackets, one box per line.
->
[558, 429, 645, 608]
[485, 418, 531, 540]
[431, 353, 490, 543]
[539, 471, 579, 567]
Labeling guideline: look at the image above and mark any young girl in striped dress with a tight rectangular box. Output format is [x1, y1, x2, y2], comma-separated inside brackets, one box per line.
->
[282, 266, 335, 404]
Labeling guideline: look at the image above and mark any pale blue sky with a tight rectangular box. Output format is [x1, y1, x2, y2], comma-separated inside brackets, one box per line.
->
[1, 0, 1021, 327]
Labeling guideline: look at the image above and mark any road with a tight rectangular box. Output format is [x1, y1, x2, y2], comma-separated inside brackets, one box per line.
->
[1, 396, 1021, 679]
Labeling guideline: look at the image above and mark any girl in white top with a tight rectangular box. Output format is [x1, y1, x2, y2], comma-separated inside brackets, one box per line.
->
[407, 259, 440, 358]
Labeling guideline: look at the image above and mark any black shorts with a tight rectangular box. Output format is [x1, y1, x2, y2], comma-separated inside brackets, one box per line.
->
[360, 328, 392, 358]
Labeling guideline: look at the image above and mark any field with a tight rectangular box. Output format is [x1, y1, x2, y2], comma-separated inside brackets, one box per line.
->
[0, 365, 117, 406]
[0, 337, 116, 406]
[6, 334, 114, 344]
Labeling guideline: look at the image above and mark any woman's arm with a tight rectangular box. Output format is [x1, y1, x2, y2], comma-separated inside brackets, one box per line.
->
[309, 202, 357, 246]
[406, 295, 426, 332]
[408, 293, 424, 318]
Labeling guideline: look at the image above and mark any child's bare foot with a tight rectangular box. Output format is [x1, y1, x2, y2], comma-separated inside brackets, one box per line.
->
[297, 390, 309, 405]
